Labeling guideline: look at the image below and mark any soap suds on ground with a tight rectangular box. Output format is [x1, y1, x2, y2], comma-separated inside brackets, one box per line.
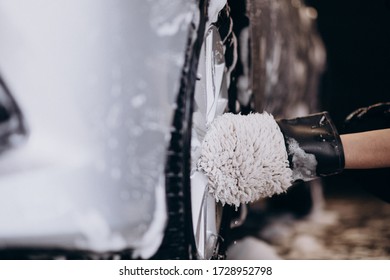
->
[228, 192, 390, 259]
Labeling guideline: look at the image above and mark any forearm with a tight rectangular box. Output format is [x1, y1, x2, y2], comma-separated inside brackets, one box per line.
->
[341, 128, 390, 169]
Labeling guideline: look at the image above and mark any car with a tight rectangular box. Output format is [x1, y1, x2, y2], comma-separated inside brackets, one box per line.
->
[0, 0, 325, 260]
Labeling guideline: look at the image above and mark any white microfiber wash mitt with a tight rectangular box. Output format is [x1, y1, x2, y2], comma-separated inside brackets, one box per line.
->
[197, 112, 294, 208]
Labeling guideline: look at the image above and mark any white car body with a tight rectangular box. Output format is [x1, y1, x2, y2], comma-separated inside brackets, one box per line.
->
[0, 0, 198, 258]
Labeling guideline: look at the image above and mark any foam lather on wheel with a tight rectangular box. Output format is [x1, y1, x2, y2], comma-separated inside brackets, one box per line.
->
[197, 112, 293, 207]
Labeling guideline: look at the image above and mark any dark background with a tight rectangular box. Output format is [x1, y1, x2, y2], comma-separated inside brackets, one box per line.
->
[305, 0, 390, 198]
[306, 0, 390, 126]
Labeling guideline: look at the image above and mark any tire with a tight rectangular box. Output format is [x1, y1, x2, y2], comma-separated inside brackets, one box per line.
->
[152, 0, 244, 260]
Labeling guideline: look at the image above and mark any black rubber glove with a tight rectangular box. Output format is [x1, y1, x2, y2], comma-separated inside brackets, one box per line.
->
[276, 112, 345, 181]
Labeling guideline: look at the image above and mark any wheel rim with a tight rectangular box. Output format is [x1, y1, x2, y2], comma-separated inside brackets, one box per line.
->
[190, 25, 228, 260]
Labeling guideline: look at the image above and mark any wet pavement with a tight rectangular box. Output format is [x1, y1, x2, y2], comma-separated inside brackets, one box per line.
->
[298, 193, 390, 259]
[228, 188, 390, 260]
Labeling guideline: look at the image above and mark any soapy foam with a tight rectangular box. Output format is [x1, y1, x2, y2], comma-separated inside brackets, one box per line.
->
[197, 112, 294, 207]
[286, 137, 318, 181]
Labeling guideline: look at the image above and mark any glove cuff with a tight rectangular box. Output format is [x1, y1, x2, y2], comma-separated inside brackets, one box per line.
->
[276, 112, 345, 179]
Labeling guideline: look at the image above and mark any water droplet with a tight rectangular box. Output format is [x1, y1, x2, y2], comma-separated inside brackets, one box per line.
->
[131, 95, 146, 108]
[120, 190, 130, 201]
[108, 137, 118, 150]
[137, 80, 147, 90]
[95, 160, 106, 172]
[111, 168, 122, 180]
[110, 84, 122, 97]
[106, 104, 122, 128]
[132, 190, 142, 200]
[111, 66, 122, 80]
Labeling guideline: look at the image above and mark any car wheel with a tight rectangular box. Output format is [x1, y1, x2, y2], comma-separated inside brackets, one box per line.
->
[152, 0, 243, 260]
